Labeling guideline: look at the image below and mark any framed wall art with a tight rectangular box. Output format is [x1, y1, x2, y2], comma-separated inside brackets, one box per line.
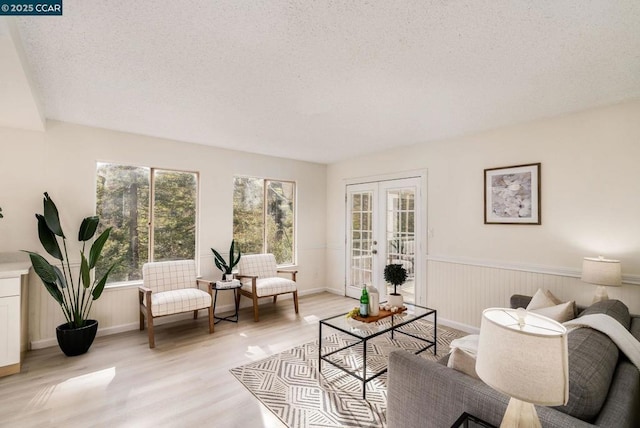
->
[484, 163, 541, 225]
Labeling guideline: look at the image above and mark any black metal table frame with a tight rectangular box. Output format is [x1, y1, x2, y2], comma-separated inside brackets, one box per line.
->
[450, 412, 497, 428]
[318, 304, 437, 399]
[212, 284, 242, 324]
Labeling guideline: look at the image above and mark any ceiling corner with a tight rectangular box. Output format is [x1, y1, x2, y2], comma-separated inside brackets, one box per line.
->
[0, 17, 46, 132]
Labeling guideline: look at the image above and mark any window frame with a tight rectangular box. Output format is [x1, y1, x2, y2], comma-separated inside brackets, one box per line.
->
[95, 161, 200, 287]
[233, 175, 297, 266]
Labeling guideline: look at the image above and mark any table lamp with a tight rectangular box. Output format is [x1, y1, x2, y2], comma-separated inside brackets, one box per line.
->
[581, 256, 621, 303]
[476, 308, 569, 428]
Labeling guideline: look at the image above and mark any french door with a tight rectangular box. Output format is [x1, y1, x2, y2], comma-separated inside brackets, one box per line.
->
[346, 177, 423, 304]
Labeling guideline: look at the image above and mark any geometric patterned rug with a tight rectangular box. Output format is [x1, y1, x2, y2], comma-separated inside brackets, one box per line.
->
[230, 321, 466, 428]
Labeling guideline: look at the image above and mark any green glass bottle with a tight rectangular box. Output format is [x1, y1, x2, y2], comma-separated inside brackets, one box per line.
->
[360, 286, 369, 317]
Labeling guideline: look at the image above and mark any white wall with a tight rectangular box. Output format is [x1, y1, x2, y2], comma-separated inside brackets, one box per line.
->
[0, 120, 327, 347]
[327, 99, 640, 328]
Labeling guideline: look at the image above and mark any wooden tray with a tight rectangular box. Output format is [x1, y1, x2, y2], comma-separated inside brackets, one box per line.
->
[353, 306, 407, 323]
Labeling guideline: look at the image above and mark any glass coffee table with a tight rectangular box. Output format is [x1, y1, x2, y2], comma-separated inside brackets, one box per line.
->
[318, 303, 437, 399]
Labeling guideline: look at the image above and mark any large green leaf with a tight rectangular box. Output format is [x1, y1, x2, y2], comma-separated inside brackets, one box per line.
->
[42, 280, 63, 305]
[53, 266, 67, 289]
[92, 264, 115, 300]
[229, 239, 241, 268]
[78, 216, 99, 241]
[36, 214, 63, 260]
[89, 227, 111, 268]
[24, 251, 57, 284]
[211, 248, 229, 272]
[43, 192, 65, 238]
[80, 253, 90, 289]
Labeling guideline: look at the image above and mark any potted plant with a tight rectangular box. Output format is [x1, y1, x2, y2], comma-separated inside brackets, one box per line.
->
[24, 193, 115, 356]
[211, 239, 241, 281]
[384, 263, 407, 308]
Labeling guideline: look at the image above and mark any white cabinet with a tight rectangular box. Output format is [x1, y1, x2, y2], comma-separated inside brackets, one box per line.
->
[0, 263, 29, 377]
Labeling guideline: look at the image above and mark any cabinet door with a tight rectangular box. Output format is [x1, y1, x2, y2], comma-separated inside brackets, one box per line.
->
[0, 295, 20, 367]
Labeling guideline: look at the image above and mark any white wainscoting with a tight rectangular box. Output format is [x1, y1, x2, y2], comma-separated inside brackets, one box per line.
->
[427, 257, 640, 330]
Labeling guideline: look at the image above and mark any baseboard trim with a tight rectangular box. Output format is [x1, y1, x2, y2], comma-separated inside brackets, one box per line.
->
[427, 254, 640, 285]
[324, 287, 345, 296]
[438, 317, 479, 335]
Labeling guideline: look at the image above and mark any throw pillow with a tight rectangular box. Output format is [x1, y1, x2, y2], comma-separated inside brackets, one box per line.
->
[449, 334, 479, 355]
[529, 300, 576, 323]
[447, 347, 480, 379]
[526, 288, 562, 310]
[448, 334, 480, 379]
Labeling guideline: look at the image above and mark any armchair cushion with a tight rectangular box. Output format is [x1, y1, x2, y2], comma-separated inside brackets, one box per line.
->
[143, 259, 198, 293]
[151, 288, 212, 316]
[237, 253, 278, 279]
[245, 277, 297, 297]
[143, 259, 211, 315]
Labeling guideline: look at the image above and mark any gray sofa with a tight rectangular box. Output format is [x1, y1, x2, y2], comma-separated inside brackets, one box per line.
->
[387, 297, 640, 428]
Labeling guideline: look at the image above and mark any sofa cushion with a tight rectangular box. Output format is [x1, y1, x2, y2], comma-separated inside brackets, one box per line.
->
[579, 299, 630, 330]
[552, 300, 630, 421]
[632, 317, 640, 340]
[554, 327, 619, 421]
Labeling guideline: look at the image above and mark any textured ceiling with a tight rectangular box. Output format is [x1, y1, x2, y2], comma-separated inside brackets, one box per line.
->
[10, 1, 640, 164]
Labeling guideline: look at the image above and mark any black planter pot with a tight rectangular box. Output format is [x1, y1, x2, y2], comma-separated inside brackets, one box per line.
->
[56, 319, 98, 356]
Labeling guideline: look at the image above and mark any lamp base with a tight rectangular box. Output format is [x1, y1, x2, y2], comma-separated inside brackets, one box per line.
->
[592, 285, 609, 304]
[500, 397, 541, 428]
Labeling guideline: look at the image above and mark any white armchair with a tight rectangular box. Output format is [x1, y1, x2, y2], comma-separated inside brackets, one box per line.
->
[139, 260, 213, 348]
[235, 254, 298, 322]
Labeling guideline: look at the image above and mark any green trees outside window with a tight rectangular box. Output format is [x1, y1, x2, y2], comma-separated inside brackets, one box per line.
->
[233, 176, 295, 265]
[96, 163, 197, 283]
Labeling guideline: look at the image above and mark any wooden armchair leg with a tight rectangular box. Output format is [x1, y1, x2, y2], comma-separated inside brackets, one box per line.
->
[208, 304, 214, 334]
[293, 290, 299, 314]
[273, 295, 277, 304]
[140, 311, 145, 331]
[193, 310, 198, 320]
[253, 293, 260, 322]
[147, 315, 155, 349]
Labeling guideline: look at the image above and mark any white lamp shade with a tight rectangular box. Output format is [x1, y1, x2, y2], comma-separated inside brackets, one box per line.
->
[581, 257, 621, 287]
[476, 308, 569, 407]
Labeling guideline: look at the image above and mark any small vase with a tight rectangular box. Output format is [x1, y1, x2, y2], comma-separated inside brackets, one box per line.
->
[223, 273, 234, 281]
[387, 293, 404, 309]
[369, 292, 380, 316]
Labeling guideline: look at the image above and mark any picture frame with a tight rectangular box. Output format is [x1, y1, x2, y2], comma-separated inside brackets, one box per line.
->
[484, 163, 541, 225]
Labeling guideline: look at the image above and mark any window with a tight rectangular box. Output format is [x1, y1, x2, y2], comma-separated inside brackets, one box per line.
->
[233, 176, 295, 265]
[96, 163, 198, 283]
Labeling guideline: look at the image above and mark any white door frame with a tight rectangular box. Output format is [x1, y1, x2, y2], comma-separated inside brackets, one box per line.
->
[344, 170, 427, 305]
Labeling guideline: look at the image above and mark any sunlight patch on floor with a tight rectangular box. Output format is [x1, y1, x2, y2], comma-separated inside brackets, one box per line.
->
[27, 367, 116, 410]
[304, 314, 319, 324]
[245, 345, 270, 361]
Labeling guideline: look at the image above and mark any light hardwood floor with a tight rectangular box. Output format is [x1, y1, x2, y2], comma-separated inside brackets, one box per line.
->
[0, 292, 358, 428]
